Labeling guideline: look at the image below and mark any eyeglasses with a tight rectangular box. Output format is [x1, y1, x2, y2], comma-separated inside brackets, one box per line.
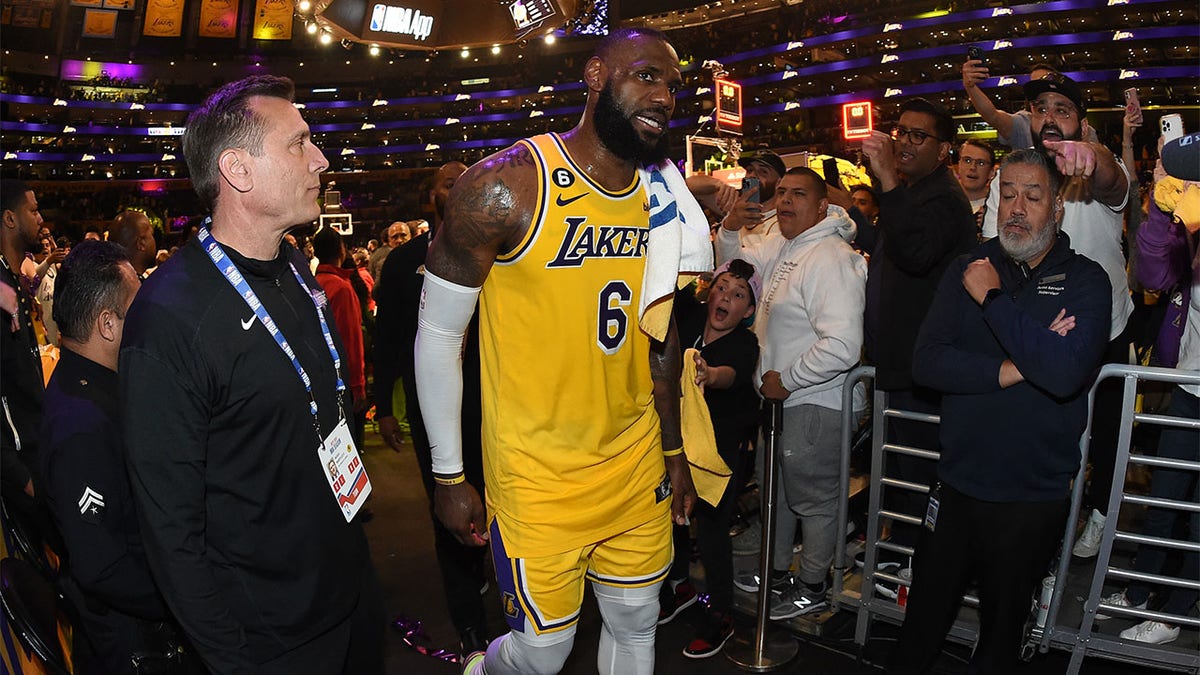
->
[891, 125, 943, 146]
[1030, 103, 1076, 120]
[958, 157, 992, 168]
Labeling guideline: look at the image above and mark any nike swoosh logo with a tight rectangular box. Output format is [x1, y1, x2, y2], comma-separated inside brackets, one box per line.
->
[241, 316, 255, 331]
[555, 192, 589, 207]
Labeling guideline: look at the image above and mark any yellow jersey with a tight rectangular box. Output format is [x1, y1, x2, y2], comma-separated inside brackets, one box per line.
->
[480, 133, 668, 558]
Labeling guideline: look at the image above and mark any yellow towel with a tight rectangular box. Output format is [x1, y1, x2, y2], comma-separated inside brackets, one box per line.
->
[1154, 175, 1190, 215]
[681, 347, 732, 507]
[1174, 184, 1200, 233]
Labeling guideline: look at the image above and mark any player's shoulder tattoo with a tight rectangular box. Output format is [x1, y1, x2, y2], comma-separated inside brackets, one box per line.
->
[444, 143, 536, 252]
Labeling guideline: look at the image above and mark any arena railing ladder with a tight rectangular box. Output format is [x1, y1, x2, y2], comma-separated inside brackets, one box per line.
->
[831, 368, 986, 651]
[833, 363, 1199, 670]
[1037, 363, 1200, 674]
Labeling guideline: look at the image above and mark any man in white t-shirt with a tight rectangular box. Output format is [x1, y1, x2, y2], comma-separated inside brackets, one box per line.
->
[962, 60, 1099, 148]
[688, 149, 786, 247]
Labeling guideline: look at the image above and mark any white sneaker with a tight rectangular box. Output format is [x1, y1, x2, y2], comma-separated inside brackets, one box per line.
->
[1072, 508, 1106, 558]
[1119, 620, 1180, 645]
[1095, 590, 1146, 621]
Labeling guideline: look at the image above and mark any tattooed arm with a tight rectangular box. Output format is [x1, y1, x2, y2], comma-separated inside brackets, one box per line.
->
[418, 144, 537, 545]
[427, 145, 538, 285]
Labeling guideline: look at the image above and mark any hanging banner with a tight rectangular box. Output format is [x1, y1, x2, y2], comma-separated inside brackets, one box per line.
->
[9, 5, 42, 26]
[82, 8, 118, 37]
[103, 0, 135, 9]
[198, 0, 238, 38]
[143, 0, 183, 35]
[251, 0, 291, 40]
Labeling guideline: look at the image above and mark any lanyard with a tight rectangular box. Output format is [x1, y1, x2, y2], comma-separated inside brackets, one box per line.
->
[197, 223, 345, 431]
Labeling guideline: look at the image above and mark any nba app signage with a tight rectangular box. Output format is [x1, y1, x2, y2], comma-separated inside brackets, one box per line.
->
[369, 4, 433, 40]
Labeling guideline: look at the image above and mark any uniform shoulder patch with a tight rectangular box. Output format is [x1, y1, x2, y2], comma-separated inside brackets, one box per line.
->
[78, 486, 105, 524]
[552, 167, 576, 188]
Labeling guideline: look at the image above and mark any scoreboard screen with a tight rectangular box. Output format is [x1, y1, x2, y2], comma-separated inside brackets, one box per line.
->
[715, 78, 742, 134]
[842, 101, 874, 140]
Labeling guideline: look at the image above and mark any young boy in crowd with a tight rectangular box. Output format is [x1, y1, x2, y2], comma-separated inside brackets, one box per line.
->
[660, 259, 762, 659]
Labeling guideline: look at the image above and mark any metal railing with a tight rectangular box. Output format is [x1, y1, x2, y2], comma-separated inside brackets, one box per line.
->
[1038, 364, 1200, 673]
[832, 363, 1200, 671]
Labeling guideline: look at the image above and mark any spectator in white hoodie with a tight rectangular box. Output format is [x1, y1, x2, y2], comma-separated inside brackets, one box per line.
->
[715, 167, 867, 620]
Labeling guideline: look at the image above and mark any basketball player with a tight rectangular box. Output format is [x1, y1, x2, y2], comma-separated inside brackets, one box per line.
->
[414, 27, 695, 675]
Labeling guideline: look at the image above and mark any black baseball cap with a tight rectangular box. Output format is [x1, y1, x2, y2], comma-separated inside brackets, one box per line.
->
[1023, 73, 1087, 115]
[738, 149, 786, 178]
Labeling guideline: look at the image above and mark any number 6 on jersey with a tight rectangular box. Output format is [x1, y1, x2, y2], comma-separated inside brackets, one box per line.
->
[598, 280, 632, 354]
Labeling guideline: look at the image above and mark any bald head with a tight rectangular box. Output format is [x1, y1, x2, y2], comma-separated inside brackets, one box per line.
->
[386, 221, 410, 248]
[110, 209, 157, 274]
[431, 161, 468, 226]
[582, 28, 680, 166]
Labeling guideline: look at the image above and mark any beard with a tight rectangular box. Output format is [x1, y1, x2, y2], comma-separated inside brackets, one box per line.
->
[594, 83, 670, 165]
[998, 215, 1057, 263]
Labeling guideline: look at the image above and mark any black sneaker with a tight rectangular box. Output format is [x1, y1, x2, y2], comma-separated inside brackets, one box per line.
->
[733, 569, 792, 594]
[683, 612, 735, 659]
[769, 578, 828, 620]
[658, 580, 698, 625]
[731, 521, 761, 556]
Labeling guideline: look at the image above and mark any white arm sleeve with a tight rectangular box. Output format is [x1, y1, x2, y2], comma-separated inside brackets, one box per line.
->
[414, 270, 482, 477]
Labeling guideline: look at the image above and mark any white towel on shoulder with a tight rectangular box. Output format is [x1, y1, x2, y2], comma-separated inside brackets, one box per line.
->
[637, 160, 714, 341]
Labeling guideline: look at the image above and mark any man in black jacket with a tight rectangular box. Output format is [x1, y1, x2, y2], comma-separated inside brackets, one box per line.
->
[40, 241, 196, 674]
[1, 179, 46, 503]
[860, 98, 977, 576]
[120, 75, 383, 675]
[374, 160, 494, 654]
[891, 149, 1111, 673]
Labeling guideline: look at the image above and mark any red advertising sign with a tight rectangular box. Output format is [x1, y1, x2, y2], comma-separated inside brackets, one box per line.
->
[842, 101, 874, 140]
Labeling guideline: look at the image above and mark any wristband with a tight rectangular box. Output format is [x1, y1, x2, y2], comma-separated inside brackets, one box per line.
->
[662, 447, 685, 457]
[434, 473, 466, 486]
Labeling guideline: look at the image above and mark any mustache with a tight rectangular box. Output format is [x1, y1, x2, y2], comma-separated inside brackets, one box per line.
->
[1001, 216, 1030, 232]
[634, 105, 671, 118]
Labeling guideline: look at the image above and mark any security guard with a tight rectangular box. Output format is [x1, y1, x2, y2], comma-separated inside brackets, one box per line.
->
[39, 240, 195, 674]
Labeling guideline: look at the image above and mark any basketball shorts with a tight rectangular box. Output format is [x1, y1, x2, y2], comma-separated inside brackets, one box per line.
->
[489, 502, 672, 636]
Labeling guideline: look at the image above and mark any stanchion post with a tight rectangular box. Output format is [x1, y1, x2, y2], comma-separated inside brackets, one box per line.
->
[726, 400, 799, 671]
